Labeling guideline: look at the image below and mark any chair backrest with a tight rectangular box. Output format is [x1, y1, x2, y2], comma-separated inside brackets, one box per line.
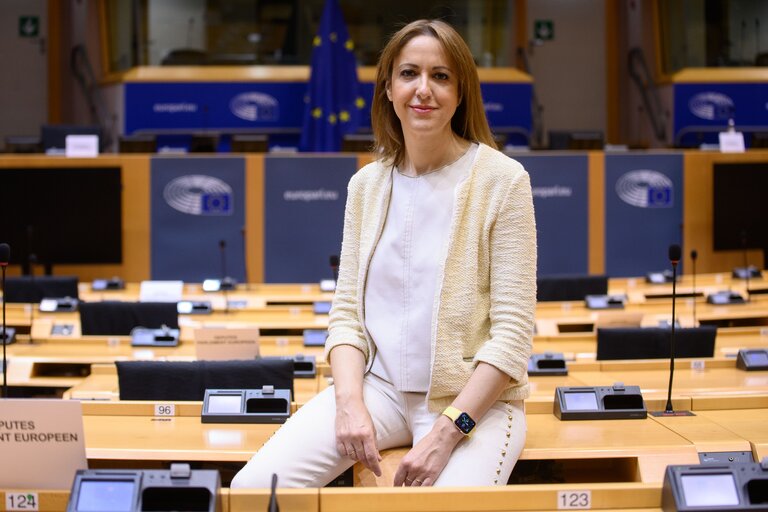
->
[79, 301, 179, 335]
[596, 326, 717, 361]
[115, 359, 295, 401]
[537, 274, 608, 302]
[4, 276, 79, 303]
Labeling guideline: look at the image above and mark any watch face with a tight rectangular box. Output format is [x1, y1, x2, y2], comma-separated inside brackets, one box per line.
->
[455, 412, 476, 434]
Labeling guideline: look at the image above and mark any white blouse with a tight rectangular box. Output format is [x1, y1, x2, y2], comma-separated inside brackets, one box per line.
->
[364, 144, 478, 392]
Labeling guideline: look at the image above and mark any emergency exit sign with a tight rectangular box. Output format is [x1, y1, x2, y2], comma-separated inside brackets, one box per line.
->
[19, 16, 39, 38]
[534, 19, 554, 41]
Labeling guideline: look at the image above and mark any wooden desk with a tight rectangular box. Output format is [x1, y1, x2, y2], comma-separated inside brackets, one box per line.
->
[316, 483, 662, 512]
[81, 401, 277, 464]
[355, 410, 698, 487]
[75, 281, 334, 306]
[649, 413, 752, 455]
[694, 408, 768, 461]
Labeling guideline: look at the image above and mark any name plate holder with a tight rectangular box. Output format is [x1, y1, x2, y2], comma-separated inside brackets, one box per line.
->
[201, 387, 292, 424]
[39, 297, 79, 313]
[528, 352, 568, 376]
[732, 266, 762, 280]
[91, 278, 125, 291]
[554, 383, 647, 420]
[66, 465, 220, 512]
[585, 294, 626, 310]
[202, 278, 237, 292]
[706, 291, 746, 305]
[177, 300, 213, 315]
[646, 270, 675, 284]
[1, 327, 17, 345]
[736, 348, 768, 371]
[130, 326, 180, 347]
[319, 279, 336, 292]
[661, 459, 768, 511]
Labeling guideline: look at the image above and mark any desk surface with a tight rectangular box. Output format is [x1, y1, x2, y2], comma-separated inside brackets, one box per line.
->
[76, 400, 697, 484]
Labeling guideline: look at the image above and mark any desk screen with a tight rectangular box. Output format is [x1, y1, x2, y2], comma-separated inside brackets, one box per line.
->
[563, 391, 599, 411]
[746, 351, 768, 366]
[76, 480, 135, 512]
[681, 474, 740, 507]
[207, 394, 243, 414]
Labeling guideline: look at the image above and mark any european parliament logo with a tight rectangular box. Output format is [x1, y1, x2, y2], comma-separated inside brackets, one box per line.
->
[688, 92, 735, 121]
[616, 170, 673, 208]
[164, 175, 233, 216]
[230, 92, 279, 122]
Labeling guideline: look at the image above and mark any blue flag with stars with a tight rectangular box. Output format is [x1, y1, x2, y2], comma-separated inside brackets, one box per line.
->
[300, 0, 363, 152]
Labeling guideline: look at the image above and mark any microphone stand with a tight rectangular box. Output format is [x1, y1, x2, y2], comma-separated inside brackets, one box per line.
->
[664, 256, 678, 414]
[28, 254, 36, 343]
[2, 261, 7, 398]
[652, 245, 692, 417]
[268, 473, 279, 512]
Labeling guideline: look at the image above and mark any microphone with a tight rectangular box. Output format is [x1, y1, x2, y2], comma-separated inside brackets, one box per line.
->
[268, 473, 279, 512]
[1, 242, 10, 398]
[664, 244, 681, 414]
[690, 249, 698, 327]
[329, 255, 340, 284]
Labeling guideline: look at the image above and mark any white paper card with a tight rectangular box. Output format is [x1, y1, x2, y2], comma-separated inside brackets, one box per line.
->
[0, 399, 87, 489]
[139, 280, 184, 303]
[718, 131, 745, 153]
[194, 327, 260, 360]
[65, 134, 99, 157]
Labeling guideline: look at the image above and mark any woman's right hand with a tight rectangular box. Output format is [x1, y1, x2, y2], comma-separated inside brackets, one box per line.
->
[335, 397, 382, 476]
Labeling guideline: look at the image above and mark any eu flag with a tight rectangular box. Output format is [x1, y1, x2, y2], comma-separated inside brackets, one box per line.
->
[299, 0, 364, 152]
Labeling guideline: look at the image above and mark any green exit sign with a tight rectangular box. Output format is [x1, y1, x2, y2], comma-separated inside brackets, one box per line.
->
[19, 16, 40, 38]
[534, 19, 554, 41]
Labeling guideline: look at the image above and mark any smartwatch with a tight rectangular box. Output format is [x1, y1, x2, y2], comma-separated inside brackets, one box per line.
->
[442, 406, 476, 437]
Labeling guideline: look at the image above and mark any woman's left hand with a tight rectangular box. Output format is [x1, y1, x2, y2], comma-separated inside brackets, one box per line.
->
[393, 416, 463, 487]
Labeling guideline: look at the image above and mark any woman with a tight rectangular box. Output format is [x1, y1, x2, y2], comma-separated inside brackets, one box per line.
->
[231, 19, 536, 488]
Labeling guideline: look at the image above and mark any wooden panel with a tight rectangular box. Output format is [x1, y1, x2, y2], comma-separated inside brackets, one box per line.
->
[684, 150, 768, 274]
[245, 154, 265, 283]
[320, 483, 661, 511]
[0, 155, 151, 281]
[672, 68, 768, 83]
[588, 152, 605, 274]
[229, 489, 318, 512]
[122, 66, 532, 84]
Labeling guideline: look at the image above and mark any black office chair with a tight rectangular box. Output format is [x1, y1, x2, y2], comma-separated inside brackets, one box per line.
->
[230, 134, 269, 153]
[115, 359, 295, 401]
[341, 133, 375, 152]
[537, 274, 609, 302]
[79, 301, 179, 335]
[4, 276, 79, 303]
[119, 134, 157, 153]
[596, 326, 717, 361]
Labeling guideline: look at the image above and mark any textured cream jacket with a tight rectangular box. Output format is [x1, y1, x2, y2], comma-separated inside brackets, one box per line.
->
[325, 143, 537, 412]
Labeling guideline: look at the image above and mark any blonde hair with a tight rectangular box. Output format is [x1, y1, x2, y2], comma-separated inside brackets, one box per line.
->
[370, 19, 495, 166]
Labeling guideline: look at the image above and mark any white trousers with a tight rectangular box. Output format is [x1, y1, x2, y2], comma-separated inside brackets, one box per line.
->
[230, 373, 526, 488]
